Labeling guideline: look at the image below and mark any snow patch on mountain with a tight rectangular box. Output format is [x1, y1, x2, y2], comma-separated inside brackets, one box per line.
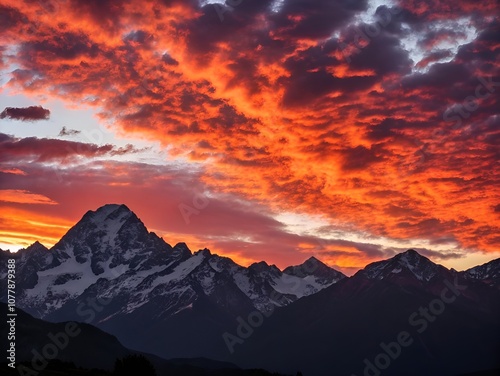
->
[462, 258, 500, 288]
[232, 272, 258, 299]
[149, 251, 206, 291]
[359, 249, 447, 282]
[1, 204, 347, 320]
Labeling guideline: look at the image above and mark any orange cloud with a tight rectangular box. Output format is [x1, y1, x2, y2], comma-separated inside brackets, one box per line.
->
[0, 189, 57, 205]
[0, 205, 72, 249]
[0, 0, 498, 271]
[0, 168, 26, 175]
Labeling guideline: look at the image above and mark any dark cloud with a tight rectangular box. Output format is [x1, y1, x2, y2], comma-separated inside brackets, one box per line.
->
[58, 126, 81, 137]
[418, 28, 467, 49]
[455, 20, 500, 68]
[124, 30, 153, 45]
[0, 106, 50, 121]
[110, 144, 151, 156]
[398, 0, 497, 25]
[324, 239, 386, 258]
[384, 204, 425, 218]
[0, 4, 28, 32]
[404, 61, 467, 89]
[270, 0, 369, 40]
[367, 118, 404, 141]
[184, 0, 273, 53]
[0, 133, 146, 163]
[342, 145, 383, 171]
[416, 50, 454, 69]
[280, 69, 377, 107]
[68, 0, 127, 33]
[197, 140, 215, 149]
[340, 26, 412, 76]
[19, 31, 100, 63]
[161, 53, 178, 66]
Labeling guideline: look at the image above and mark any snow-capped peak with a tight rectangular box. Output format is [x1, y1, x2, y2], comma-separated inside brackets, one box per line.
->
[462, 258, 500, 288]
[52, 203, 151, 257]
[194, 248, 212, 257]
[88, 204, 133, 225]
[358, 249, 447, 282]
[3, 204, 346, 319]
[24, 241, 49, 253]
[249, 261, 273, 273]
[283, 256, 346, 282]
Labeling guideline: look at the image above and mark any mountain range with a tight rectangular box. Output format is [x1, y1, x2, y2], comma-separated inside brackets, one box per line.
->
[1, 204, 499, 376]
[0, 302, 283, 376]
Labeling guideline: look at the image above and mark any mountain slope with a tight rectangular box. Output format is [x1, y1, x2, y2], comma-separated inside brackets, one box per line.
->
[354, 249, 451, 282]
[462, 258, 500, 288]
[2, 204, 499, 373]
[0, 204, 345, 361]
[0, 303, 286, 376]
[0, 301, 131, 371]
[233, 260, 500, 376]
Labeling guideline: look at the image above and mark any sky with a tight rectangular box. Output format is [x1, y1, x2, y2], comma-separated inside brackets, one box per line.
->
[0, 0, 498, 274]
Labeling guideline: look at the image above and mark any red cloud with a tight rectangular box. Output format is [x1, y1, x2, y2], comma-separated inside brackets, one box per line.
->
[0, 133, 147, 163]
[0, 106, 50, 121]
[0, 0, 498, 268]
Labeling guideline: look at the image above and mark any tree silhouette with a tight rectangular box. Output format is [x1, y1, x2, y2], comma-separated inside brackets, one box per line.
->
[113, 354, 156, 376]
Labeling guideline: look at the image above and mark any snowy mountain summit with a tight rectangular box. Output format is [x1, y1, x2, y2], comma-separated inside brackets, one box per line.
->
[463, 258, 500, 288]
[1, 204, 499, 364]
[356, 249, 450, 282]
[1, 204, 345, 320]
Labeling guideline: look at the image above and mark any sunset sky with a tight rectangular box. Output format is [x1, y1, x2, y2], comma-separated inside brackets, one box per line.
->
[0, 0, 498, 274]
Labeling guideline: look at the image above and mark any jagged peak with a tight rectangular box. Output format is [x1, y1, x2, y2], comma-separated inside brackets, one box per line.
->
[248, 260, 274, 274]
[359, 249, 445, 282]
[173, 242, 192, 258]
[250, 260, 269, 267]
[285, 256, 331, 270]
[25, 241, 49, 252]
[463, 257, 500, 280]
[306, 256, 321, 262]
[174, 242, 190, 251]
[283, 256, 345, 280]
[285, 256, 326, 272]
[465, 257, 500, 271]
[305, 256, 330, 268]
[393, 249, 435, 267]
[71, 204, 147, 235]
[398, 248, 424, 259]
[50, 204, 155, 258]
[89, 203, 133, 223]
[194, 248, 212, 257]
[401, 248, 419, 255]
[99, 203, 130, 211]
